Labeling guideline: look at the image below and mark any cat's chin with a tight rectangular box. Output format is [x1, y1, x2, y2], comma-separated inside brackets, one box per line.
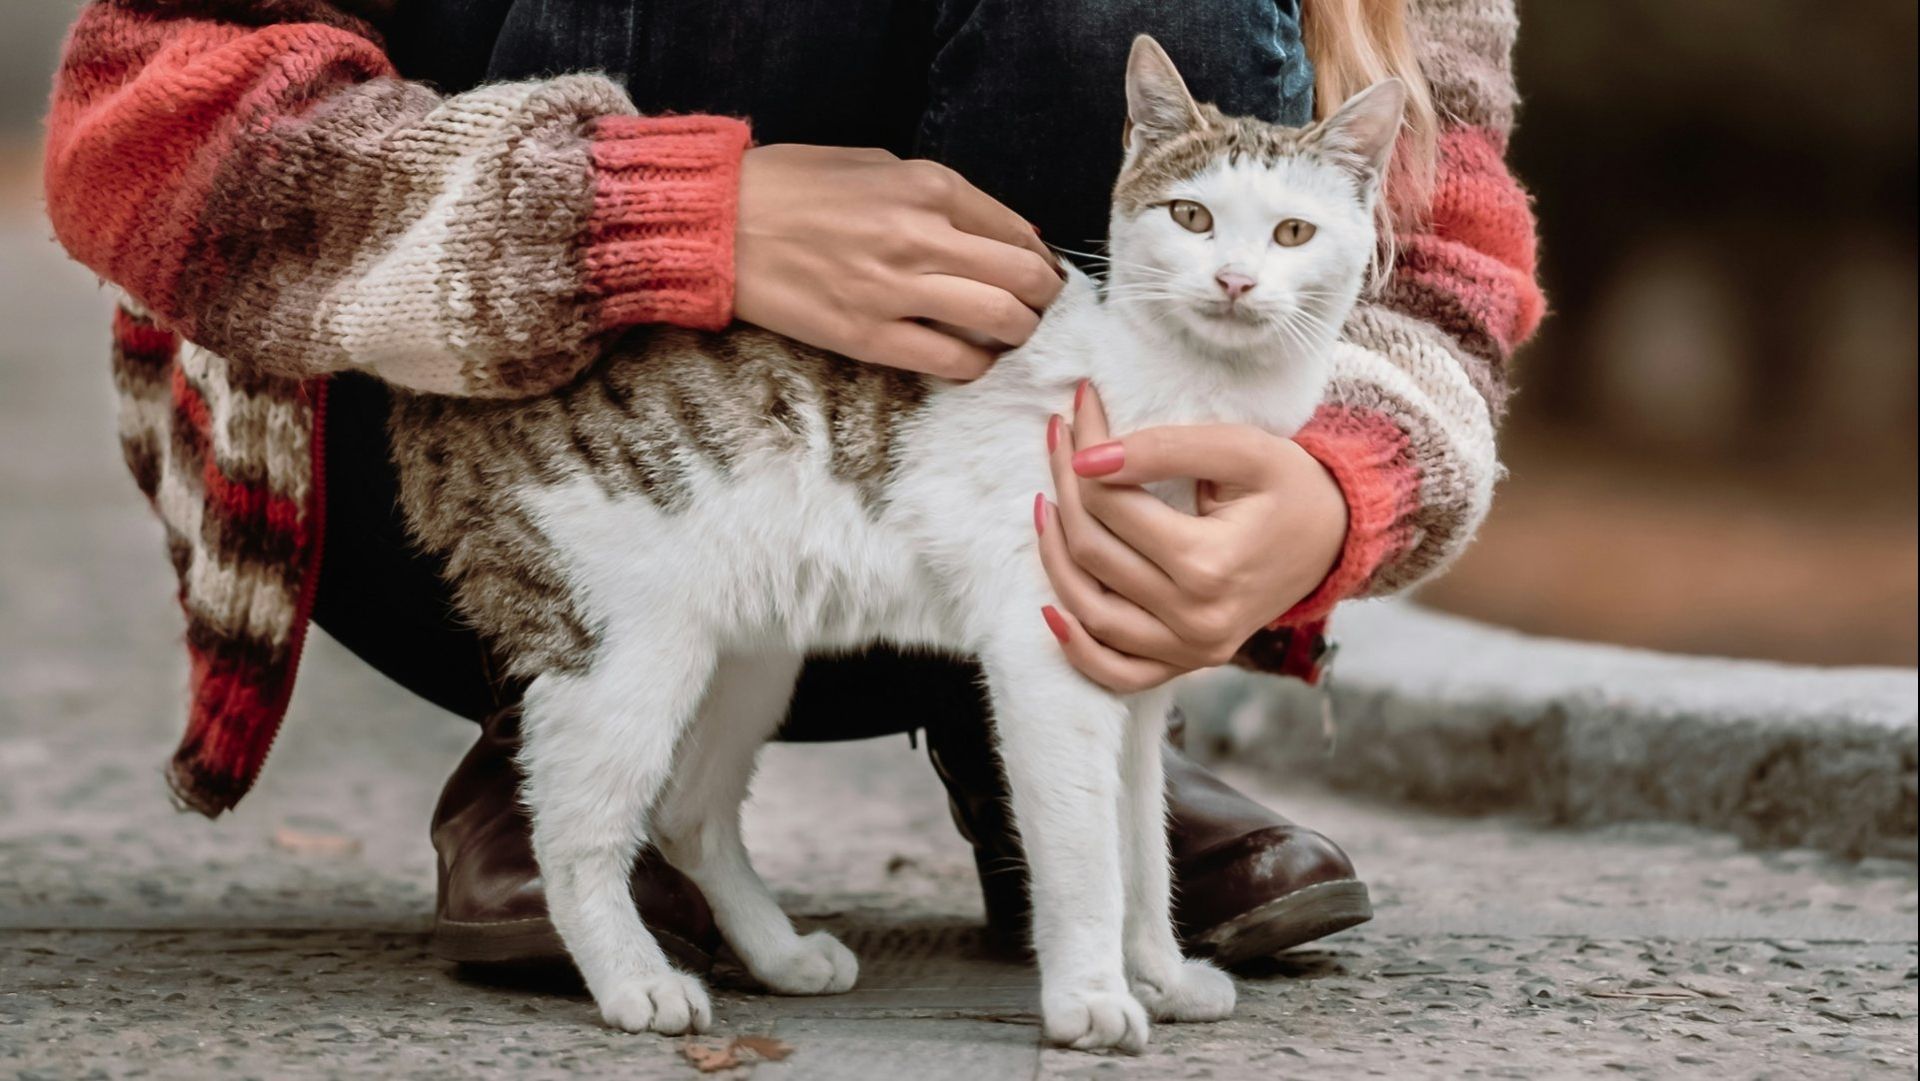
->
[1167, 309, 1286, 362]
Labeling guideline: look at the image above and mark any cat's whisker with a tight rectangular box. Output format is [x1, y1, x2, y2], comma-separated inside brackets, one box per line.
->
[1045, 243, 1115, 263]
[1064, 250, 1182, 279]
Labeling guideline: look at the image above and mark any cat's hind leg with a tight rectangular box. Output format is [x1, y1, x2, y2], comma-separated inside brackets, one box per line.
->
[1119, 689, 1234, 1023]
[653, 651, 858, 996]
[518, 638, 718, 1035]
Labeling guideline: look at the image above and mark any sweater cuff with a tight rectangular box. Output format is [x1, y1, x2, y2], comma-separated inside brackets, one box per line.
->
[583, 115, 752, 333]
[1271, 406, 1420, 627]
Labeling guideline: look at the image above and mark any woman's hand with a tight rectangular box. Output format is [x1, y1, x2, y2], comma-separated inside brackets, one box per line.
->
[1035, 384, 1348, 692]
[734, 144, 1066, 381]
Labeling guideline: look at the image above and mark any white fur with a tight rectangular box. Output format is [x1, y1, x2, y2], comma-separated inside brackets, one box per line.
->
[512, 68, 1391, 1052]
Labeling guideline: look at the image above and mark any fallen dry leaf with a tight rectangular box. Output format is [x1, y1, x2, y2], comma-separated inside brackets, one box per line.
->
[680, 1041, 740, 1073]
[271, 825, 362, 857]
[679, 1035, 794, 1073]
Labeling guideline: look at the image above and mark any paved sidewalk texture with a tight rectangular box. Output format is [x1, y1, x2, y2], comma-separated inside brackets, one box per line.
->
[3, 221, 1917, 1079]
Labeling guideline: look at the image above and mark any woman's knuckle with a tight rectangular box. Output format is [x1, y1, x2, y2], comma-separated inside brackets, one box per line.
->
[1064, 530, 1096, 564]
[1182, 558, 1226, 595]
[1022, 254, 1058, 294]
[876, 224, 920, 264]
[991, 295, 1032, 335]
[1081, 487, 1119, 519]
[1182, 606, 1234, 646]
[903, 159, 955, 200]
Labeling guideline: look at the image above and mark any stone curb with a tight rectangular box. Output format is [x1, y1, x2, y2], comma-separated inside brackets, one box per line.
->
[1178, 601, 1919, 860]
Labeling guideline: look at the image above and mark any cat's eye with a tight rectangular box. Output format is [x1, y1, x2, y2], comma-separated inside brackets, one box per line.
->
[1168, 200, 1213, 234]
[1273, 219, 1317, 247]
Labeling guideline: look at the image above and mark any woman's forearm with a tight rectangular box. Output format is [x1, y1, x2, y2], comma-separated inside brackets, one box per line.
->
[45, 0, 750, 398]
[1277, 0, 1544, 624]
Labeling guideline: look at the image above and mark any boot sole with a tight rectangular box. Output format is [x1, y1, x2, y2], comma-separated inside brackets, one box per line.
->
[1191, 879, 1374, 966]
[431, 916, 714, 974]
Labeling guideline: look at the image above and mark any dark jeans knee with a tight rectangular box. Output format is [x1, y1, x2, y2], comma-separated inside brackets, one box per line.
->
[1035, 0, 1313, 122]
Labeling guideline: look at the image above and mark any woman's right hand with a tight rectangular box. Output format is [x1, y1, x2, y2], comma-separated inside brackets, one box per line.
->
[733, 144, 1066, 380]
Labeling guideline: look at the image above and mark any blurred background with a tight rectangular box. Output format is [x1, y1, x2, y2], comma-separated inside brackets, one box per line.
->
[2, 0, 1915, 665]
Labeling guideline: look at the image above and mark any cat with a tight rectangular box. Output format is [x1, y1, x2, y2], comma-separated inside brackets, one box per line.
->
[389, 35, 1403, 1053]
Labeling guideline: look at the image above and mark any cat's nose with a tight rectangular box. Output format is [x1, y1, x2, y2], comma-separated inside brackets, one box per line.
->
[1213, 271, 1257, 301]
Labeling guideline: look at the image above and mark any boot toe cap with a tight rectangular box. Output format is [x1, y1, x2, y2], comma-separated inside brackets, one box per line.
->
[1176, 825, 1370, 959]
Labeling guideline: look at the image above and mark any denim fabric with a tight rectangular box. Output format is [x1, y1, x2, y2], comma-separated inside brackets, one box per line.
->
[389, 0, 1313, 252]
[332, 2, 1314, 739]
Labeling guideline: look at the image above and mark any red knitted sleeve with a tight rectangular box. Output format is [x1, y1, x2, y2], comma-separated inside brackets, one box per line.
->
[45, 1, 750, 397]
[1271, 0, 1544, 627]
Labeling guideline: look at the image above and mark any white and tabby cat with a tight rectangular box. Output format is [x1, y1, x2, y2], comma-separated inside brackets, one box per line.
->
[391, 36, 1402, 1052]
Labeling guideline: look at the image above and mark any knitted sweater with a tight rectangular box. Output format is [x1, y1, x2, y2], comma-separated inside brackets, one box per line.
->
[44, 0, 1541, 816]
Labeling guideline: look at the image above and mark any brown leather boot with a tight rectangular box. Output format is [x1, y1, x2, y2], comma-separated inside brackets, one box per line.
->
[926, 710, 1372, 966]
[429, 705, 721, 972]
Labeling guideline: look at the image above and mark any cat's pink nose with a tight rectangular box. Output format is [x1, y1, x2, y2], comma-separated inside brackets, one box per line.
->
[1214, 271, 1257, 300]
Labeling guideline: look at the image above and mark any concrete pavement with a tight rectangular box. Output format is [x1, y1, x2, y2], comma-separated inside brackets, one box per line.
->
[1180, 602, 1919, 859]
[2, 216, 1916, 1079]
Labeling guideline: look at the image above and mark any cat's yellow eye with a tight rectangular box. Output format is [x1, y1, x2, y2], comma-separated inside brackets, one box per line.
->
[1168, 200, 1213, 234]
[1273, 219, 1317, 247]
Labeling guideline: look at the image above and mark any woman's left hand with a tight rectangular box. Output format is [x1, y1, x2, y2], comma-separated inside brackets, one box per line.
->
[1035, 384, 1348, 693]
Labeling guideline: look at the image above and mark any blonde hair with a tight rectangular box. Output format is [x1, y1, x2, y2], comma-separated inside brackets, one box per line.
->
[1303, 0, 1438, 230]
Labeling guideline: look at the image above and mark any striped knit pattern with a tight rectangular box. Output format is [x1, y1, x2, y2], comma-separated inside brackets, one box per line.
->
[1273, 0, 1544, 626]
[45, 0, 1542, 816]
[110, 302, 324, 815]
[46, 4, 751, 397]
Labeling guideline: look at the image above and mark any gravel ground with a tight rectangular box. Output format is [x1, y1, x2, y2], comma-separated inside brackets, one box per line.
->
[2, 218, 1915, 1080]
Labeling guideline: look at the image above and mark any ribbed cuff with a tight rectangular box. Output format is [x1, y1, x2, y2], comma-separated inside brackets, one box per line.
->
[583, 114, 752, 333]
[1271, 406, 1420, 627]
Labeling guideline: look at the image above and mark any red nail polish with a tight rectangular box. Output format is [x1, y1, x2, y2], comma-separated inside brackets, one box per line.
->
[1072, 441, 1124, 477]
[1031, 222, 1043, 237]
[1042, 605, 1069, 643]
[1046, 414, 1062, 453]
[1074, 379, 1089, 413]
[1033, 493, 1047, 535]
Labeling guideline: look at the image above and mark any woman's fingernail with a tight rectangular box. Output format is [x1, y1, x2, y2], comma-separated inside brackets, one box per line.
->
[1074, 379, 1089, 413]
[1042, 605, 1069, 643]
[1033, 493, 1047, 535]
[1072, 441, 1124, 477]
[1030, 222, 1043, 236]
[1046, 414, 1063, 452]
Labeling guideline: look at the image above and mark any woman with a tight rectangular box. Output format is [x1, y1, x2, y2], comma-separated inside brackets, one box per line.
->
[43, 0, 1540, 972]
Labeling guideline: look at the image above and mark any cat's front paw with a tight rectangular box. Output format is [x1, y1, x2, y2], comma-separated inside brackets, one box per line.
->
[1042, 984, 1150, 1053]
[597, 970, 713, 1035]
[750, 930, 859, 996]
[1131, 959, 1235, 1023]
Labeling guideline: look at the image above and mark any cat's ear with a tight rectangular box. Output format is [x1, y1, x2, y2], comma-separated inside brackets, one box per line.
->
[1124, 35, 1206, 152]
[1313, 79, 1407, 182]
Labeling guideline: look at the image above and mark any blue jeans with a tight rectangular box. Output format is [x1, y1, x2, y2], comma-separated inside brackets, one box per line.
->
[320, 0, 1315, 736]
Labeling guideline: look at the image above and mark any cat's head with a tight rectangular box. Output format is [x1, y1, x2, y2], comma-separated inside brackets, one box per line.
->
[1106, 35, 1404, 362]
